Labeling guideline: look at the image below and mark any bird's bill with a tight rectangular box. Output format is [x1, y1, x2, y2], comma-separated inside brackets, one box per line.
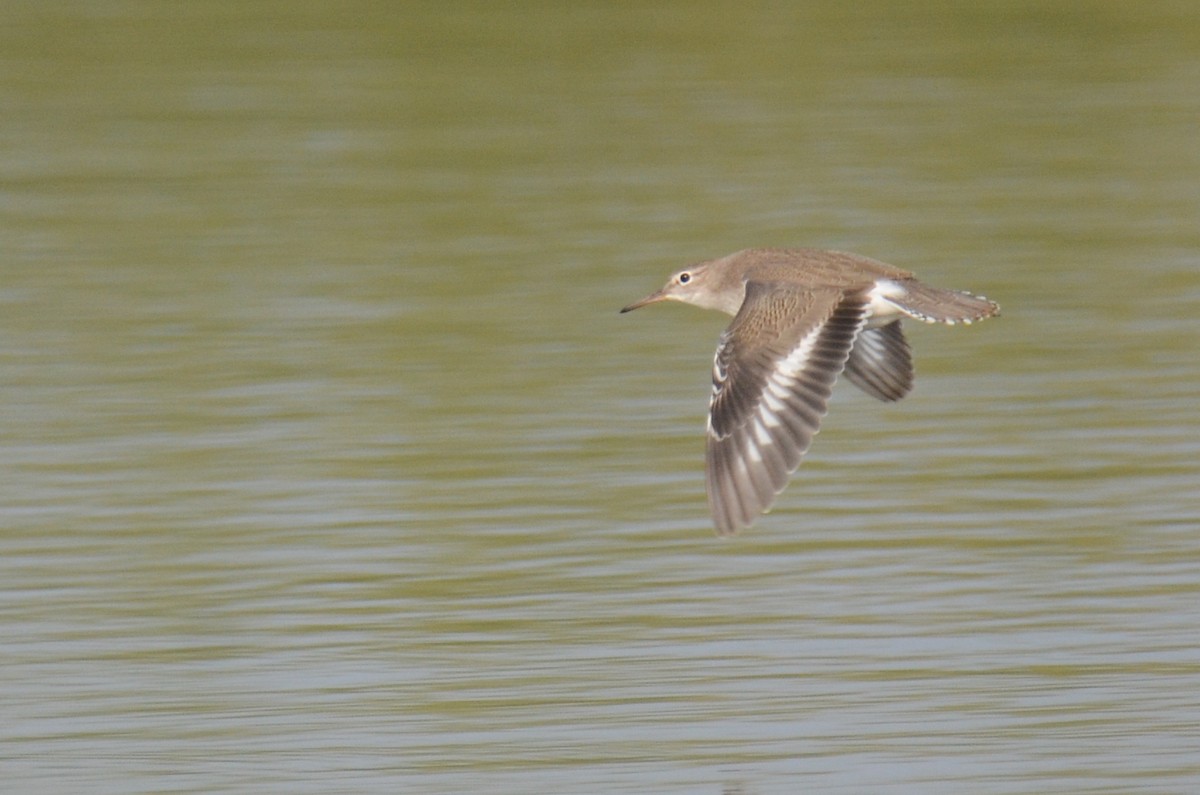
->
[620, 289, 669, 313]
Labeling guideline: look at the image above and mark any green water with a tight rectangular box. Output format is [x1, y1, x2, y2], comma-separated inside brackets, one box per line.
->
[3, 2, 1198, 793]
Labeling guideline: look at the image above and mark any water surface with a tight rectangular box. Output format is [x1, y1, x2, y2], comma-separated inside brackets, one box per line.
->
[2, 2, 1199, 793]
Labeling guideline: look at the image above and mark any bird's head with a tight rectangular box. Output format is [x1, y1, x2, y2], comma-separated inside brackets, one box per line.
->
[621, 262, 741, 315]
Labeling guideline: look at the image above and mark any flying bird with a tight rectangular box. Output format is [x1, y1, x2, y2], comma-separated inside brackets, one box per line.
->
[621, 247, 999, 535]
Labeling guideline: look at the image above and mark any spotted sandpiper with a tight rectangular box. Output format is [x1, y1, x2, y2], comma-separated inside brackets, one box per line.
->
[621, 247, 999, 536]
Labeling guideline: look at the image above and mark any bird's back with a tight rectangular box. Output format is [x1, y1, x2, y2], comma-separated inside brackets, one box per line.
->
[726, 248, 915, 289]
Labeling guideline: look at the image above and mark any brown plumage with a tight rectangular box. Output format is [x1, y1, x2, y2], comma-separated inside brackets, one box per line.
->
[622, 248, 999, 535]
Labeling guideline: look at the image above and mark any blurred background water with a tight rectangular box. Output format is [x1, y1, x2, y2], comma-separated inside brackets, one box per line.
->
[2, 2, 1198, 793]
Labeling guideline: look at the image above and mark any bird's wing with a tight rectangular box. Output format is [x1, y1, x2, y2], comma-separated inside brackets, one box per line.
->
[843, 320, 914, 402]
[706, 282, 869, 535]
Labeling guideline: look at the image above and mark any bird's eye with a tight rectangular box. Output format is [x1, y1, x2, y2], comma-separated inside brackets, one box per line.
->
[678, 272, 691, 284]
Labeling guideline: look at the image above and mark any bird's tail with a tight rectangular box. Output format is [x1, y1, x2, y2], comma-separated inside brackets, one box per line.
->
[889, 281, 1000, 325]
